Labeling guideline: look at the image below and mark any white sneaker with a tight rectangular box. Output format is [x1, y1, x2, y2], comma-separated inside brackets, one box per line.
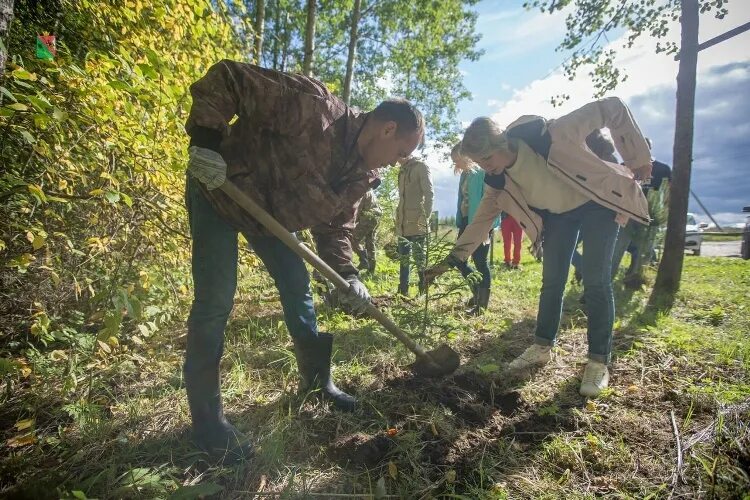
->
[507, 344, 552, 371]
[579, 361, 609, 397]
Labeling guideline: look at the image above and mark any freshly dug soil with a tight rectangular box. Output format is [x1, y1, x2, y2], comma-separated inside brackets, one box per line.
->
[329, 432, 395, 468]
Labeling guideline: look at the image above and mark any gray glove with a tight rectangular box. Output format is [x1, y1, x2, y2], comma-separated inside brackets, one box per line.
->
[339, 275, 371, 315]
[188, 146, 227, 190]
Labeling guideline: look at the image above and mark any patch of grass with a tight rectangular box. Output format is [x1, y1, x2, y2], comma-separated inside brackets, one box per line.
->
[1, 250, 748, 498]
[701, 234, 742, 242]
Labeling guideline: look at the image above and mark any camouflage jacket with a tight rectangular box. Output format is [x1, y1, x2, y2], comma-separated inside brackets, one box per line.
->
[357, 190, 382, 218]
[185, 61, 380, 277]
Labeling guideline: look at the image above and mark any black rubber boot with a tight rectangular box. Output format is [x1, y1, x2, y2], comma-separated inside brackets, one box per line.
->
[293, 333, 357, 412]
[185, 367, 254, 462]
[464, 285, 478, 308]
[468, 287, 490, 315]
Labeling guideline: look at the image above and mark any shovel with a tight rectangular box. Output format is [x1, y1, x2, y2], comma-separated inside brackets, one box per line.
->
[217, 180, 460, 377]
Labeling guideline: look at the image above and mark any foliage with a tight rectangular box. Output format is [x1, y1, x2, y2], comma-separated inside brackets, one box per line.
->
[0, 0, 251, 356]
[523, 0, 730, 103]
[241, 0, 483, 143]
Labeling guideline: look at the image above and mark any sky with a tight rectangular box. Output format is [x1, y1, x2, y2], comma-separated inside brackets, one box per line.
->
[425, 0, 750, 227]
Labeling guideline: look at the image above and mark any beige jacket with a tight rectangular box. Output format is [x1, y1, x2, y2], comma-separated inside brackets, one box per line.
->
[396, 157, 434, 237]
[451, 97, 650, 262]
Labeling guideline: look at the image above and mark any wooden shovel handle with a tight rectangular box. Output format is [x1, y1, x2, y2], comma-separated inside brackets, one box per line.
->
[218, 181, 439, 366]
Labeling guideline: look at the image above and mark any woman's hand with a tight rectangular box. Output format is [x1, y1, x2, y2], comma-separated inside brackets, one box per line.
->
[424, 262, 451, 287]
[632, 163, 653, 182]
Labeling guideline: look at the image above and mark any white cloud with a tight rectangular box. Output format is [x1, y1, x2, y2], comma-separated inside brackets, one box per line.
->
[478, 7, 570, 61]
[696, 212, 747, 226]
[486, 7, 750, 128]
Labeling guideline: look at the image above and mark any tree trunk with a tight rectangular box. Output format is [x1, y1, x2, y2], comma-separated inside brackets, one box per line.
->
[0, 0, 14, 78]
[651, 0, 699, 299]
[302, 0, 316, 76]
[280, 10, 290, 72]
[271, 0, 280, 69]
[254, 0, 265, 65]
[342, 0, 362, 105]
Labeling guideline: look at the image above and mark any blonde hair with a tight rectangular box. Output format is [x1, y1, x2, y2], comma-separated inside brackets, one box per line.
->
[461, 117, 517, 161]
[451, 141, 474, 175]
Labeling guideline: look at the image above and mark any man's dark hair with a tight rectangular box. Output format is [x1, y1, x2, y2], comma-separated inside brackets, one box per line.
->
[371, 98, 424, 138]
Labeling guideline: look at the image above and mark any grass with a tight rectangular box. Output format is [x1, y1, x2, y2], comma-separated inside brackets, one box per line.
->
[1, 238, 749, 499]
[701, 234, 743, 242]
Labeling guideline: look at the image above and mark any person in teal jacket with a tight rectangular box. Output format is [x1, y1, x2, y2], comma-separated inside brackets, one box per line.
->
[452, 144, 499, 314]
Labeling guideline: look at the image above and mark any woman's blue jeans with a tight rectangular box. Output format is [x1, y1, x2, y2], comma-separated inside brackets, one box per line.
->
[534, 201, 619, 364]
[184, 176, 318, 379]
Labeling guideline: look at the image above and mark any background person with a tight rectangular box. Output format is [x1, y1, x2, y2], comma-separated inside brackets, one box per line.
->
[452, 143, 498, 314]
[352, 188, 382, 274]
[500, 213, 523, 269]
[395, 154, 433, 296]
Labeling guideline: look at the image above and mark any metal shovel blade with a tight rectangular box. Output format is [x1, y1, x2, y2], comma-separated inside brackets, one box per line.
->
[408, 344, 461, 377]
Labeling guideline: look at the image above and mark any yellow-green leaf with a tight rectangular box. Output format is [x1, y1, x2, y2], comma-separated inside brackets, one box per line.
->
[20, 129, 36, 144]
[52, 107, 68, 121]
[15, 418, 34, 431]
[7, 102, 28, 111]
[7, 432, 36, 448]
[27, 232, 46, 250]
[388, 461, 398, 479]
[104, 190, 120, 204]
[12, 68, 38, 81]
[27, 184, 46, 202]
[0, 86, 17, 102]
[120, 192, 133, 207]
[26, 95, 51, 110]
[50, 350, 68, 362]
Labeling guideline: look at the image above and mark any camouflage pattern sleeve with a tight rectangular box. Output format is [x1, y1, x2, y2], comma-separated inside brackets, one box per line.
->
[311, 200, 360, 278]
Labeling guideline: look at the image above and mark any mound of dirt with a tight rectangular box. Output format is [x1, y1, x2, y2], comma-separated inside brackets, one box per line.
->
[329, 432, 395, 468]
[385, 370, 524, 425]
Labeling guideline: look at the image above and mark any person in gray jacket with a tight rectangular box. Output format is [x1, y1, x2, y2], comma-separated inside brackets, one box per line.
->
[396, 155, 434, 296]
[425, 97, 651, 398]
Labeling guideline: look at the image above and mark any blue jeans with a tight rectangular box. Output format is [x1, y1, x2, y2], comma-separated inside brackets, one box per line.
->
[398, 235, 426, 295]
[534, 201, 619, 364]
[184, 176, 318, 378]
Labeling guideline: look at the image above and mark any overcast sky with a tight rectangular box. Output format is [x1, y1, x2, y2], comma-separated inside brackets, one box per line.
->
[422, 1, 750, 226]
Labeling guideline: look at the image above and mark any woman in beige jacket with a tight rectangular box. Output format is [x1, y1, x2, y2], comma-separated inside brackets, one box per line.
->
[426, 97, 652, 397]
